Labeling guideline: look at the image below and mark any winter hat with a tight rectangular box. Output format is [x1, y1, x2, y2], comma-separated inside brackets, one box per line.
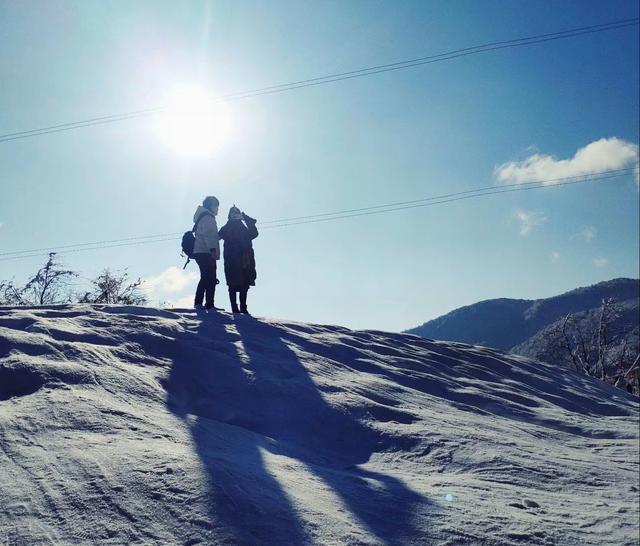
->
[203, 195, 220, 211]
[228, 205, 243, 220]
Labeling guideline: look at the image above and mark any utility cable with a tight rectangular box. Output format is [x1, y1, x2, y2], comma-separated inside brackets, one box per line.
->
[0, 18, 637, 143]
[0, 168, 634, 262]
[259, 167, 636, 224]
[0, 167, 633, 258]
[260, 170, 632, 229]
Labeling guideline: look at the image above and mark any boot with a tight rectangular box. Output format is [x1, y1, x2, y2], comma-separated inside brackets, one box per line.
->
[239, 289, 249, 315]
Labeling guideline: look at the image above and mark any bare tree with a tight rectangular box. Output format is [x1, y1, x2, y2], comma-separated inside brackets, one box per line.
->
[556, 298, 639, 395]
[0, 280, 28, 305]
[79, 269, 147, 305]
[614, 354, 639, 394]
[19, 253, 78, 305]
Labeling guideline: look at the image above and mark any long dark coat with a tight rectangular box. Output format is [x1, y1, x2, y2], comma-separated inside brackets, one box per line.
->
[218, 215, 258, 289]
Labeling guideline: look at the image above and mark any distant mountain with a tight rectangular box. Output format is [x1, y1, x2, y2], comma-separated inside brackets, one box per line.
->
[406, 277, 640, 355]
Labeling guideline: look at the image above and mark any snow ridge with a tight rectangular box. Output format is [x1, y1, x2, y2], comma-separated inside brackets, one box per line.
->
[0, 305, 638, 545]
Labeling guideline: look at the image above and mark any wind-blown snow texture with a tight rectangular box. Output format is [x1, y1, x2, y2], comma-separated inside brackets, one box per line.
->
[0, 305, 638, 546]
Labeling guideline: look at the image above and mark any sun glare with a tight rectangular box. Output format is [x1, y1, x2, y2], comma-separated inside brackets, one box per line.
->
[157, 85, 232, 157]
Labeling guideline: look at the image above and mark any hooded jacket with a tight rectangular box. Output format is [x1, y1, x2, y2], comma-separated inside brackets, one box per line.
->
[193, 205, 220, 258]
[218, 213, 258, 287]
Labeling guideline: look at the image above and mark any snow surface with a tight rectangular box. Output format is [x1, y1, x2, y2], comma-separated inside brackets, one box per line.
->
[0, 305, 638, 546]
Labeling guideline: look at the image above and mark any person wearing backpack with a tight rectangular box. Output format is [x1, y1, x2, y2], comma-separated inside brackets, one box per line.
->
[192, 196, 221, 310]
[218, 206, 258, 314]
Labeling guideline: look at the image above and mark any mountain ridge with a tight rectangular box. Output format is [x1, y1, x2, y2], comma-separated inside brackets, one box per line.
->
[406, 278, 640, 351]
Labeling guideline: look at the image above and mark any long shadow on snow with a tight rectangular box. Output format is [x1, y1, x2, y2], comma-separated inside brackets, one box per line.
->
[164, 312, 430, 545]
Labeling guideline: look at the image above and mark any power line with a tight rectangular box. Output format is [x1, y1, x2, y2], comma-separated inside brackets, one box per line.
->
[228, 21, 639, 99]
[0, 237, 179, 263]
[0, 167, 633, 259]
[0, 232, 183, 257]
[216, 18, 640, 97]
[259, 168, 636, 224]
[260, 170, 632, 229]
[1, 18, 637, 143]
[0, 169, 634, 262]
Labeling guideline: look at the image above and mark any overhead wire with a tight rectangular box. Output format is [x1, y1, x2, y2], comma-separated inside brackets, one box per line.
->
[225, 20, 639, 100]
[0, 168, 634, 262]
[1, 19, 636, 260]
[0, 166, 633, 259]
[258, 168, 636, 224]
[0, 232, 184, 257]
[216, 18, 640, 97]
[260, 170, 633, 229]
[0, 17, 637, 143]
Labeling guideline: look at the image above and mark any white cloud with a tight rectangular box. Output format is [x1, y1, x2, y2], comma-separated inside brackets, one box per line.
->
[514, 209, 547, 236]
[143, 266, 199, 307]
[495, 137, 639, 184]
[144, 266, 198, 294]
[581, 225, 597, 243]
[165, 295, 195, 309]
[550, 251, 560, 263]
[592, 256, 608, 268]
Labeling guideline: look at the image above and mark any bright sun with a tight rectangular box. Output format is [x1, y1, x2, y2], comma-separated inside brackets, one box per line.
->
[157, 85, 232, 157]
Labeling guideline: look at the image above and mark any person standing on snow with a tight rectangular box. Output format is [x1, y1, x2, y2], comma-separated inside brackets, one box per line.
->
[193, 196, 221, 310]
[218, 206, 258, 314]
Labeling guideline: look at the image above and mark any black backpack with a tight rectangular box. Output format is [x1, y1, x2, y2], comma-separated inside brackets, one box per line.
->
[181, 212, 212, 268]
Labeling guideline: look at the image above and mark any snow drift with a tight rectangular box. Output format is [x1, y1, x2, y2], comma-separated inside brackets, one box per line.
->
[0, 305, 638, 545]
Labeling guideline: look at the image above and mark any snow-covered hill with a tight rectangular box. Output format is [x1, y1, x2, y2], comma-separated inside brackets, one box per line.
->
[1, 305, 638, 545]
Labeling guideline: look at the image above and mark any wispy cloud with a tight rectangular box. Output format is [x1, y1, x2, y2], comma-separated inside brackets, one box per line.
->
[580, 225, 597, 243]
[550, 251, 560, 263]
[592, 256, 608, 268]
[514, 209, 547, 236]
[495, 137, 639, 184]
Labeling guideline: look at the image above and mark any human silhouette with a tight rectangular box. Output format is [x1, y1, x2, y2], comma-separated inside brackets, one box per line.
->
[218, 206, 258, 314]
[192, 196, 221, 310]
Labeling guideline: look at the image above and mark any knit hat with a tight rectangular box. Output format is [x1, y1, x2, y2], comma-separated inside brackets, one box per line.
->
[228, 205, 243, 220]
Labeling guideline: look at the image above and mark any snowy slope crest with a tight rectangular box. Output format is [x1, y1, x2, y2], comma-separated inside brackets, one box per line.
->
[0, 305, 638, 546]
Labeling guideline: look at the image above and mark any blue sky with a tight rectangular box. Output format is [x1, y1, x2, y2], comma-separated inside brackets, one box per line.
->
[1, 0, 638, 331]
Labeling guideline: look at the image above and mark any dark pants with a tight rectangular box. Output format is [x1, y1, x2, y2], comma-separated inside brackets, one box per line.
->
[194, 254, 217, 308]
[229, 286, 249, 313]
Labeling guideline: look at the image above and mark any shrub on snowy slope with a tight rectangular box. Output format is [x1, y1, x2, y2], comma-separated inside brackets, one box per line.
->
[0, 253, 77, 306]
[0, 256, 146, 306]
